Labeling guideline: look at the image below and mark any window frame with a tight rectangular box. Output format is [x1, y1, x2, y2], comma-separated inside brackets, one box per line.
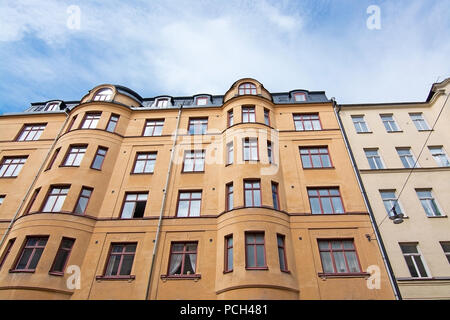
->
[166, 241, 199, 277]
[317, 239, 362, 275]
[120, 192, 148, 219]
[299, 146, 333, 169]
[241, 106, 256, 123]
[16, 123, 46, 142]
[439, 242, 450, 264]
[351, 115, 370, 133]
[293, 113, 322, 131]
[61, 145, 87, 167]
[143, 119, 164, 137]
[245, 231, 267, 270]
[132, 152, 157, 174]
[415, 189, 443, 217]
[410, 113, 430, 131]
[93, 88, 113, 102]
[176, 191, 202, 217]
[264, 108, 270, 126]
[244, 179, 262, 208]
[399, 243, 430, 278]
[224, 235, 233, 273]
[238, 83, 257, 95]
[90, 146, 108, 171]
[380, 114, 401, 132]
[49, 237, 75, 275]
[227, 109, 234, 127]
[45, 147, 61, 171]
[23, 187, 41, 215]
[243, 137, 259, 161]
[106, 114, 119, 133]
[271, 181, 280, 210]
[182, 150, 205, 173]
[277, 234, 289, 272]
[0, 156, 28, 178]
[188, 118, 208, 135]
[0, 238, 15, 270]
[41, 185, 70, 213]
[308, 188, 345, 214]
[428, 146, 450, 167]
[73, 187, 93, 215]
[293, 92, 307, 102]
[102, 242, 137, 278]
[379, 190, 403, 217]
[80, 112, 102, 129]
[226, 182, 233, 211]
[66, 115, 78, 133]
[12, 236, 48, 272]
[196, 97, 208, 106]
[226, 142, 234, 165]
[364, 148, 385, 170]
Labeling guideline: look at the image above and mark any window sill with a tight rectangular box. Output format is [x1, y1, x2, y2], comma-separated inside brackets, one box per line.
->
[160, 274, 201, 281]
[49, 271, 64, 277]
[281, 270, 291, 274]
[95, 275, 135, 281]
[318, 272, 370, 279]
[0, 176, 18, 179]
[245, 267, 269, 271]
[9, 269, 35, 273]
[427, 215, 447, 218]
[223, 270, 233, 274]
[302, 167, 335, 170]
[130, 172, 154, 175]
[356, 131, 373, 134]
[181, 171, 205, 174]
[386, 130, 403, 133]
[90, 167, 103, 171]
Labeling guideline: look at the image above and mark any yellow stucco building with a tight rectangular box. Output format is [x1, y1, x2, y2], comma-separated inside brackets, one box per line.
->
[338, 78, 450, 300]
[0, 78, 396, 299]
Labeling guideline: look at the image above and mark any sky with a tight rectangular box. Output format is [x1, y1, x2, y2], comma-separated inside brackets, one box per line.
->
[0, 0, 449, 114]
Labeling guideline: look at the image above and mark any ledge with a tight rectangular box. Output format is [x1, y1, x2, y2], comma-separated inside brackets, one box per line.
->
[427, 215, 447, 218]
[95, 275, 135, 281]
[160, 274, 201, 281]
[9, 269, 35, 274]
[318, 272, 370, 279]
[397, 277, 450, 282]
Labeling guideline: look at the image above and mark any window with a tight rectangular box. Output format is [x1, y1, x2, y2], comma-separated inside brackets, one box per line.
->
[42, 186, 69, 212]
[93, 88, 113, 101]
[133, 152, 156, 174]
[106, 114, 119, 133]
[277, 234, 288, 272]
[410, 113, 430, 131]
[177, 191, 202, 217]
[17, 124, 46, 141]
[379, 190, 403, 217]
[428, 146, 450, 167]
[227, 110, 234, 127]
[183, 150, 205, 172]
[0, 238, 15, 269]
[120, 193, 148, 219]
[243, 138, 258, 161]
[49, 238, 75, 274]
[399, 243, 429, 278]
[364, 149, 384, 169]
[188, 118, 208, 135]
[143, 119, 164, 136]
[351, 115, 370, 133]
[242, 106, 256, 123]
[0, 156, 27, 178]
[293, 92, 306, 102]
[397, 148, 417, 168]
[104, 243, 137, 277]
[416, 189, 442, 217]
[24, 188, 40, 215]
[440, 242, 450, 263]
[318, 239, 361, 274]
[91, 147, 108, 170]
[244, 180, 261, 207]
[245, 232, 266, 269]
[226, 142, 234, 165]
[267, 141, 273, 164]
[271, 182, 280, 210]
[196, 97, 208, 106]
[44, 102, 59, 111]
[14, 237, 48, 271]
[264, 108, 270, 125]
[380, 114, 400, 132]
[226, 183, 233, 211]
[293, 114, 321, 131]
[167, 242, 198, 276]
[308, 188, 344, 214]
[81, 113, 101, 129]
[0, 195, 4, 205]
[224, 235, 233, 272]
[300, 147, 332, 168]
[73, 187, 93, 215]
[155, 98, 169, 107]
[66, 115, 77, 132]
[238, 83, 256, 95]
[63, 145, 87, 167]
[46, 148, 60, 171]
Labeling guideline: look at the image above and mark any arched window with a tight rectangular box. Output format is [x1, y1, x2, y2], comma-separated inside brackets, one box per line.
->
[93, 88, 113, 101]
[238, 83, 257, 95]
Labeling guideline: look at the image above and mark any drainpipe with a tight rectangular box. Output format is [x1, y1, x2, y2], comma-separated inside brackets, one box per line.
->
[0, 108, 71, 250]
[332, 98, 402, 300]
[145, 105, 182, 300]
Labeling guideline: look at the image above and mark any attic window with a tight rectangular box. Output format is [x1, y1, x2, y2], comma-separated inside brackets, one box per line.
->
[293, 92, 307, 102]
[93, 88, 113, 101]
[196, 97, 208, 106]
[44, 102, 60, 111]
[239, 83, 257, 95]
[156, 98, 169, 107]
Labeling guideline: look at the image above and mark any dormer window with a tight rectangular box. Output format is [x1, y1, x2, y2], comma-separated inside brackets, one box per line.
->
[155, 98, 169, 107]
[238, 83, 257, 95]
[293, 92, 307, 102]
[44, 102, 60, 111]
[93, 88, 113, 101]
[196, 97, 208, 106]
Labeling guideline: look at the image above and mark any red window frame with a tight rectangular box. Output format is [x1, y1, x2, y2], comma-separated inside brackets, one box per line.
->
[299, 146, 333, 168]
[238, 83, 257, 95]
[242, 106, 256, 123]
[73, 187, 93, 215]
[264, 108, 270, 126]
[188, 118, 208, 135]
[120, 192, 148, 219]
[308, 188, 345, 214]
[66, 115, 77, 132]
[62, 145, 87, 167]
[224, 235, 233, 273]
[103, 243, 137, 278]
[156, 98, 169, 107]
[196, 97, 208, 105]
[16, 123, 46, 141]
[243, 138, 259, 161]
[0, 156, 27, 178]
[227, 109, 234, 127]
[45, 148, 60, 171]
[143, 119, 164, 136]
[244, 180, 261, 207]
[0, 238, 15, 270]
[41, 185, 70, 213]
[167, 242, 198, 276]
[293, 113, 322, 131]
[90, 146, 108, 170]
[245, 232, 267, 269]
[23, 187, 40, 215]
[176, 191, 202, 217]
[106, 114, 119, 133]
[277, 234, 288, 272]
[271, 181, 280, 210]
[182, 150, 205, 172]
[293, 92, 306, 102]
[49, 237, 75, 275]
[318, 239, 362, 274]
[12, 236, 48, 272]
[80, 112, 101, 129]
[226, 182, 233, 211]
[267, 140, 273, 164]
[132, 152, 157, 174]
[226, 142, 234, 165]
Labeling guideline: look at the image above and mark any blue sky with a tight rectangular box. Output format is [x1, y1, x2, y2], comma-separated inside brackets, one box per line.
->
[0, 0, 449, 114]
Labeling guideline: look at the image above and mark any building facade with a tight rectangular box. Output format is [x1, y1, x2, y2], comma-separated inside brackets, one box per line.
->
[338, 78, 450, 300]
[0, 78, 395, 299]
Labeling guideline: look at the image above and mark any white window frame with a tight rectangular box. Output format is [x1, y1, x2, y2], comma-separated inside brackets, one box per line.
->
[396, 147, 418, 168]
[380, 114, 401, 132]
[364, 149, 385, 169]
[351, 115, 370, 133]
[416, 189, 444, 217]
[410, 113, 430, 131]
[399, 243, 431, 278]
[428, 146, 450, 167]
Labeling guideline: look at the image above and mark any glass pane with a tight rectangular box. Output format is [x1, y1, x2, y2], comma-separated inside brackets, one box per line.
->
[245, 190, 253, 207]
[414, 256, 428, 277]
[105, 255, 121, 276]
[92, 156, 104, 169]
[332, 197, 344, 213]
[179, 193, 190, 199]
[17, 248, 32, 269]
[74, 197, 88, 214]
[321, 198, 333, 214]
[43, 196, 57, 212]
[256, 245, 265, 266]
[400, 244, 418, 254]
[331, 241, 342, 250]
[311, 155, 321, 167]
[343, 241, 354, 250]
[171, 244, 184, 252]
[53, 195, 66, 212]
[227, 248, 233, 270]
[345, 252, 360, 273]
[137, 194, 148, 201]
[183, 159, 193, 172]
[52, 250, 69, 272]
[278, 248, 286, 270]
[184, 253, 196, 274]
[310, 198, 321, 214]
[189, 200, 201, 216]
[253, 190, 261, 206]
[133, 201, 146, 218]
[320, 252, 334, 273]
[119, 255, 134, 275]
[405, 256, 418, 277]
[169, 253, 182, 275]
[333, 252, 347, 273]
[246, 245, 255, 267]
[28, 248, 44, 270]
[321, 155, 331, 167]
[177, 200, 189, 217]
[121, 202, 135, 219]
[318, 241, 329, 250]
[134, 160, 144, 173]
